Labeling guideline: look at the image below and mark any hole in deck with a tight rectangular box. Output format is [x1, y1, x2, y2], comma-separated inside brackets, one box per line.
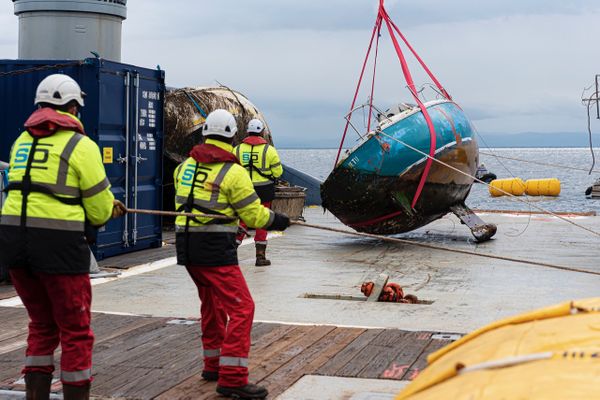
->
[301, 293, 434, 305]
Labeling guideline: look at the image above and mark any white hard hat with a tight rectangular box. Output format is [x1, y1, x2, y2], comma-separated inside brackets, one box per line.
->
[202, 109, 238, 138]
[247, 118, 265, 134]
[34, 74, 85, 107]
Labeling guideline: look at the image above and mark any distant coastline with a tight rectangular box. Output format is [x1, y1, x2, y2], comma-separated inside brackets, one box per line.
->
[278, 132, 600, 149]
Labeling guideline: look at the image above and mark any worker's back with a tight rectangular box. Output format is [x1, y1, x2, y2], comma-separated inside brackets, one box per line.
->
[0, 108, 114, 274]
[2, 128, 113, 229]
[234, 138, 283, 186]
[173, 138, 273, 267]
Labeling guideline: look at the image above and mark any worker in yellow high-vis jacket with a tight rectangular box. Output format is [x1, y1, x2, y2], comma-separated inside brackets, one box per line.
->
[233, 119, 283, 266]
[174, 109, 289, 400]
[0, 74, 126, 400]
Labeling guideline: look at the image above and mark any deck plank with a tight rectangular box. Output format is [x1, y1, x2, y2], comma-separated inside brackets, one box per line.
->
[259, 326, 366, 398]
[359, 330, 429, 379]
[0, 285, 17, 300]
[111, 326, 202, 398]
[0, 307, 456, 399]
[156, 324, 298, 400]
[92, 322, 191, 395]
[402, 337, 452, 381]
[316, 328, 384, 376]
[0, 314, 28, 356]
[0, 308, 28, 343]
[250, 325, 335, 383]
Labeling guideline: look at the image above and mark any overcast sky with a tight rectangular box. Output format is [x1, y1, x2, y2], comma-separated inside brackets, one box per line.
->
[2, 1, 600, 147]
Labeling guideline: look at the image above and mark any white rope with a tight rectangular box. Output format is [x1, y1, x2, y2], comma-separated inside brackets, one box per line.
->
[458, 352, 553, 374]
[376, 130, 600, 238]
[479, 151, 600, 175]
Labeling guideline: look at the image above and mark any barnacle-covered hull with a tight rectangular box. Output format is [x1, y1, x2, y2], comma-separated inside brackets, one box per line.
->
[164, 86, 272, 162]
[321, 100, 480, 235]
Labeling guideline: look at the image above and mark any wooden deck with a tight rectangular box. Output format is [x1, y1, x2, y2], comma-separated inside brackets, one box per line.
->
[0, 307, 455, 399]
[0, 284, 16, 301]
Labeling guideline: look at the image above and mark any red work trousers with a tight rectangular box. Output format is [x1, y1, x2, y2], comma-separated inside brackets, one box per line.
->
[237, 201, 271, 244]
[9, 270, 94, 386]
[185, 265, 254, 387]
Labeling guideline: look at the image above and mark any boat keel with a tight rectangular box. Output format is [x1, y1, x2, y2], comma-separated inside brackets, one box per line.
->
[449, 203, 497, 242]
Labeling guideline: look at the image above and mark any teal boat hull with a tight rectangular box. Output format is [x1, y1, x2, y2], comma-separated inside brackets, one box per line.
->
[321, 100, 479, 234]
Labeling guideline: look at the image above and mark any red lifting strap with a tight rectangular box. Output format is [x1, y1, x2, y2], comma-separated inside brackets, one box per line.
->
[381, 7, 451, 101]
[334, 14, 383, 168]
[335, 0, 451, 211]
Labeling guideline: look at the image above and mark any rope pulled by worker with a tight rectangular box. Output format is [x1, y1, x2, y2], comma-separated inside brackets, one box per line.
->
[125, 209, 600, 277]
[361, 281, 419, 303]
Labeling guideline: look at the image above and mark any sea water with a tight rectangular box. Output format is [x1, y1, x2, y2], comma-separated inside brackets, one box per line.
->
[279, 148, 600, 214]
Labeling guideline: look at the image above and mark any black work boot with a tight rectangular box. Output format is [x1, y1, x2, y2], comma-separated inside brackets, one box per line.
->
[62, 383, 90, 400]
[255, 243, 271, 266]
[201, 370, 219, 381]
[25, 372, 52, 400]
[216, 383, 268, 399]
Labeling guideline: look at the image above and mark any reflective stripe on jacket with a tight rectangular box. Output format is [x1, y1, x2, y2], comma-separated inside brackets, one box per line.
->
[0, 110, 114, 274]
[174, 140, 274, 231]
[234, 142, 283, 186]
[174, 139, 274, 266]
[1, 123, 114, 231]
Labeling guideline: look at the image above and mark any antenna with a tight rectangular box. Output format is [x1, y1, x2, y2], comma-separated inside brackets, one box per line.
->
[594, 74, 600, 119]
[581, 75, 599, 173]
[582, 75, 600, 119]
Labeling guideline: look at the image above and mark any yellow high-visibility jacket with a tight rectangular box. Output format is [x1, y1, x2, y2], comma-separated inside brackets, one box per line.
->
[234, 138, 283, 187]
[174, 138, 274, 266]
[0, 109, 114, 274]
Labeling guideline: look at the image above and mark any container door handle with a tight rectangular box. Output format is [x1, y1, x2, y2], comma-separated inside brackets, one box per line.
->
[122, 71, 131, 247]
[132, 72, 140, 245]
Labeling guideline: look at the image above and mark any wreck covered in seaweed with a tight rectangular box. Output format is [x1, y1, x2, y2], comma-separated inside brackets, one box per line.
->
[164, 86, 272, 163]
[321, 100, 496, 240]
[321, 0, 496, 242]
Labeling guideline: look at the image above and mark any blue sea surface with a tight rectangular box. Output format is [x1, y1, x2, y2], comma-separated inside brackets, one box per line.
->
[279, 148, 600, 214]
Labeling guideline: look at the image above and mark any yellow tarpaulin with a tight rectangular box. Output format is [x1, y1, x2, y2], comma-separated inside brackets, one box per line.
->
[396, 298, 600, 400]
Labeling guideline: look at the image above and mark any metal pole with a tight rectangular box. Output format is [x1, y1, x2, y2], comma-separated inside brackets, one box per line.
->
[133, 72, 140, 245]
[122, 71, 130, 246]
[595, 74, 600, 119]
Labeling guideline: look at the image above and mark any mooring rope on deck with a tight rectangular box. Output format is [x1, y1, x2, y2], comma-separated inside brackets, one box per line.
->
[126, 208, 600, 276]
[292, 221, 600, 277]
[377, 130, 600, 239]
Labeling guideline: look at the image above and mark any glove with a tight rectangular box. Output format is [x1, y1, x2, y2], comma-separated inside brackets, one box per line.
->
[268, 212, 290, 231]
[112, 200, 127, 219]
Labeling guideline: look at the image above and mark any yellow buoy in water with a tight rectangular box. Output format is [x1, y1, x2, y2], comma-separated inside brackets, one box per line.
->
[488, 178, 526, 197]
[525, 178, 561, 196]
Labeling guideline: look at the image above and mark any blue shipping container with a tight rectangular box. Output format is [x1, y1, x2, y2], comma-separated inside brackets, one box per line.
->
[0, 58, 164, 259]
